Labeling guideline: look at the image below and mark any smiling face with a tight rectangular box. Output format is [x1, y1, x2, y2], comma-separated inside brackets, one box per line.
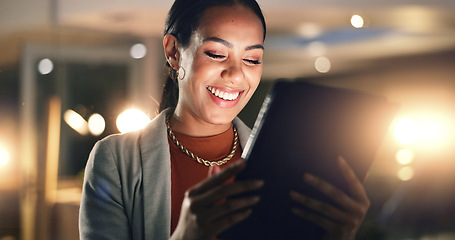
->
[172, 4, 264, 133]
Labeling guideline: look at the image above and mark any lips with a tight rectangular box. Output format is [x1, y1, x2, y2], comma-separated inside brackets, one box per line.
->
[206, 86, 243, 101]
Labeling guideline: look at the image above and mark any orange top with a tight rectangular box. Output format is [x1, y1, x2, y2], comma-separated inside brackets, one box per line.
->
[169, 125, 242, 235]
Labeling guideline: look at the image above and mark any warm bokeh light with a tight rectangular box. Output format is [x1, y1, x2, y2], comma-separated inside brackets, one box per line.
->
[116, 109, 151, 133]
[394, 115, 453, 150]
[88, 113, 105, 136]
[398, 166, 414, 181]
[298, 23, 322, 39]
[38, 58, 54, 75]
[396, 148, 414, 165]
[418, 116, 450, 147]
[0, 148, 9, 167]
[351, 15, 364, 28]
[394, 118, 417, 145]
[130, 43, 147, 59]
[315, 56, 331, 73]
[64, 109, 89, 135]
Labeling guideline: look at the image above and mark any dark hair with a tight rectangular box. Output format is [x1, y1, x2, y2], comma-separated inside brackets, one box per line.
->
[159, 0, 267, 112]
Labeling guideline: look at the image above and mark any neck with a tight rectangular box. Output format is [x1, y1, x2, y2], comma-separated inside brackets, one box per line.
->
[168, 112, 232, 137]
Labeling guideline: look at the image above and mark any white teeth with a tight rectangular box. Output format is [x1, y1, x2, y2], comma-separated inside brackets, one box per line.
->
[206, 86, 240, 101]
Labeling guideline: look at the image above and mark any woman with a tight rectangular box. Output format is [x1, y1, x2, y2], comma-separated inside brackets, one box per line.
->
[79, 0, 370, 239]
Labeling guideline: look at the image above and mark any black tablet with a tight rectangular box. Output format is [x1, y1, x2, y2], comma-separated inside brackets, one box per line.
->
[219, 80, 399, 240]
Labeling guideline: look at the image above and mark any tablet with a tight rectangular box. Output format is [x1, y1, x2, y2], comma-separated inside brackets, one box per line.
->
[219, 80, 399, 240]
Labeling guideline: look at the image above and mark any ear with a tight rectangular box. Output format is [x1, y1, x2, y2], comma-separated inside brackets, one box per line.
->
[163, 34, 180, 70]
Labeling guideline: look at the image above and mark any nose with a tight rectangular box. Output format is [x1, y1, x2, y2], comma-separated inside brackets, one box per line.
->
[221, 60, 244, 84]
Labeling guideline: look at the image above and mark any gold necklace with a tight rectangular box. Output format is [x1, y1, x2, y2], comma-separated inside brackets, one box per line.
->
[166, 118, 238, 167]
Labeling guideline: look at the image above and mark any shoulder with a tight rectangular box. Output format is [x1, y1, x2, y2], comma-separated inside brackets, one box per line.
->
[87, 109, 169, 171]
[85, 130, 144, 183]
[94, 131, 142, 160]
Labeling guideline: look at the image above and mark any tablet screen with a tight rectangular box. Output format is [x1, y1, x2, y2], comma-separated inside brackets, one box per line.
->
[220, 80, 399, 240]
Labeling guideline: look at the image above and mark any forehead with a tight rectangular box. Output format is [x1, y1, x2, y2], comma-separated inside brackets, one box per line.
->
[195, 5, 264, 42]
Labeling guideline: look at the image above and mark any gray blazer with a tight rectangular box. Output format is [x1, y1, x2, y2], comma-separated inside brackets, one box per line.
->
[79, 109, 252, 240]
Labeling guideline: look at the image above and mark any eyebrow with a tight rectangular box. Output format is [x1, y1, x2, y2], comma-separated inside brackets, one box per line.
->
[203, 37, 264, 51]
[246, 44, 264, 51]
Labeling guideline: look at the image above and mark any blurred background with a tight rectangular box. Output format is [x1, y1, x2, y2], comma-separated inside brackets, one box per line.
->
[1, 0, 455, 239]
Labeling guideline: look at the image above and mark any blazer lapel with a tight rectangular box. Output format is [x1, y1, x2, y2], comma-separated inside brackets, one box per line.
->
[140, 109, 172, 239]
[233, 117, 251, 150]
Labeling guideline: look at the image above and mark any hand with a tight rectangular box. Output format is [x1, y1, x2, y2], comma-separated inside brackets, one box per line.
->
[290, 156, 370, 240]
[170, 160, 264, 240]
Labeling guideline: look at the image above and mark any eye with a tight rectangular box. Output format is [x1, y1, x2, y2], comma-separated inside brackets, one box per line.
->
[205, 51, 225, 59]
[243, 59, 262, 65]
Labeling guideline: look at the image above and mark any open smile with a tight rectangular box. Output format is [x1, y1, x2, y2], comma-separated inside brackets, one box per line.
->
[206, 86, 244, 101]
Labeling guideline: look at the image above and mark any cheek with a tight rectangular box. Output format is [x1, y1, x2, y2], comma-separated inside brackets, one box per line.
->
[246, 67, 262, 89]
[191, 58, 220, 80]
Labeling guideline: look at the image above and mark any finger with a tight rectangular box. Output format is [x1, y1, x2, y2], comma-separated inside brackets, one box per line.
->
[304, 173, 359, 213]
[208, 195, 260, 221]
[290, 191, 348, 222]
[191, 179, 263, 210]
[207, 208, 253, 236]
[208, 165, 221, 177]
[292, 207, 358, 239]
[363, 172, 370, 183]
[189, 160, 245, 196]
[291, 207, 336, 233]
[337, 156, 369, 203]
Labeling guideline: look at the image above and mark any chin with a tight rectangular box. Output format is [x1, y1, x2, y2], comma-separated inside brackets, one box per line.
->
[204, 108, 239, 125]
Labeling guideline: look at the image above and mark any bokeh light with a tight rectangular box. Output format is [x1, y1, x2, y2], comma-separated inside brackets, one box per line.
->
[396, 148, 414, 165]
[394, 118, 417, 145]
[398, 166, 414, 181]
[418, 116, 450, 147]
[0, 148, 9, 167]
[38, 58, 54, 75]
[64, 109, 89, 135]
[88, 113, 105, 136]
[116, 109, 151, 133]
[394, 115, 453, 150]
[298, 23, 322, 39]
[315, 56, 331, 73]
[351, 15, 364, 29]
[130, 43, 147, 59]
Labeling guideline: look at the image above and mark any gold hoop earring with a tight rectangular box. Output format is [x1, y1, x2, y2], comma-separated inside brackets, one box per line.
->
[169, 67, 178, 81]
[178, 67, 186, 80]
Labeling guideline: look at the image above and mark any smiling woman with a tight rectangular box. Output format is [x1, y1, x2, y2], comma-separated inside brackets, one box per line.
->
[79, 1, 268, 239]
[79, 0, 370, 239]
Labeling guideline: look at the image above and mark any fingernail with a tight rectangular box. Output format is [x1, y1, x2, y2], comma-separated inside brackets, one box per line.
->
[304, 173, 315, 182]
[236, 209, 252, 222]
[254, 180, 264, 188]
[290, 191, 305, 201]
[231, 160, 244, 168]
[245, 209, 253, 216]
[289, 191, 299, 199]
[338, 156, 346, 164]
[291, 207, 301, 214]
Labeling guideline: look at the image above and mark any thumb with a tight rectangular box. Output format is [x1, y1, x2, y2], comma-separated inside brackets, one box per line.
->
[208, 165, 222, 177]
